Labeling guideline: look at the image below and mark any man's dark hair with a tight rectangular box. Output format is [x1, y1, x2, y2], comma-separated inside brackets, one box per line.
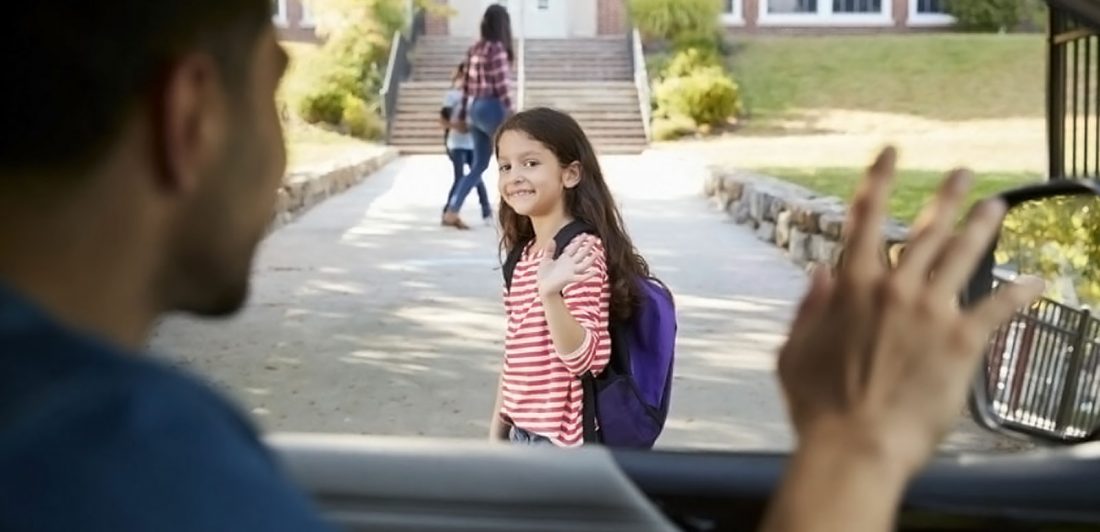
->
[0, 1, 270, 178]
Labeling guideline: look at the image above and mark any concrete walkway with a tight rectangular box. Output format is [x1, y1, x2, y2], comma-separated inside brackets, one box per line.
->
[151, 152, 1014, 453]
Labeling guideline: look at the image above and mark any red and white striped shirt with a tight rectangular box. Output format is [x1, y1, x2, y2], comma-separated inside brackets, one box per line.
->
[500, 235, 612, 447]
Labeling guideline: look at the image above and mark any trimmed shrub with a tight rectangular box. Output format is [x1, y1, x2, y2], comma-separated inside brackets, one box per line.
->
[342, 95, 384, 140]
[654, 66, 742, 127]
[662, 47, 723, 80]
[629, 0, 721, 43]
[947, 0, 1043, 32]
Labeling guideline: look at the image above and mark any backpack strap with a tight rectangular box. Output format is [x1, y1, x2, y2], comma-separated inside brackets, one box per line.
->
[550, 220, 602, 444]
[502, 241, 526, 293]
[551, 220, 596, 260]
[581, 373, 601, 444]
[503, 220, 596, 292]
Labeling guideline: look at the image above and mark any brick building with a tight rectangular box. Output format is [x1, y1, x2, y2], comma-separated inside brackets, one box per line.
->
[423, 0, 954, 38]
[275, 1, 954, 42]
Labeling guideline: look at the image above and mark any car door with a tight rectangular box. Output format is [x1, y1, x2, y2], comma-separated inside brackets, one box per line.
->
[269, 433, 1100, 531]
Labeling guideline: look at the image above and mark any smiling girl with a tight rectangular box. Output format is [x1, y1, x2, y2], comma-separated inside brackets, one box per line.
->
[488, 107, 653, 447]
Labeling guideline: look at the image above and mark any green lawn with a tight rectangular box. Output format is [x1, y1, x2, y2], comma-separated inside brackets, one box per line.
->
[759, 167, 1042, 223]
[285, 121, 374, 170]
[726, 34, 1045, 126]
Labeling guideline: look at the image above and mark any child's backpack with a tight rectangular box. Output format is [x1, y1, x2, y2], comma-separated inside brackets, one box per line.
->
[502, 220, 677, 449]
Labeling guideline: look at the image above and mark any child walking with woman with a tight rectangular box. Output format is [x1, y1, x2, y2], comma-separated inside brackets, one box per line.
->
[440, 62, 492, 224]
[488, 107, 657, 447]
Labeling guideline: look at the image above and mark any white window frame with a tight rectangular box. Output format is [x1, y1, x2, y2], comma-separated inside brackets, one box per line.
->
[300, 0, 316, 28]
[721, 0, 745, 27]
[272, 0, 289, 28]
[907, 0, 955, 27]
[758, 0, 894, 27]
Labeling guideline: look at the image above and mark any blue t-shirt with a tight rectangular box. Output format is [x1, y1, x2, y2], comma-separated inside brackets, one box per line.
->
[443, 88, 474, 151]
[0, 284, 334, 531]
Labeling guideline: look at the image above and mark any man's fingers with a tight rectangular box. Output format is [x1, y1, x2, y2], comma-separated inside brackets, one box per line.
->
[842, 147, 896, 282]
[790, 264, 835, 336]
[930, 199, 1006, 298]
[965, 275, 1045, 340]
[896, 169, 971, 280]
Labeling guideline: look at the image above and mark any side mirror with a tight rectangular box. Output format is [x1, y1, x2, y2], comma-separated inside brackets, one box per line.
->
[965, 179, 1100, 445]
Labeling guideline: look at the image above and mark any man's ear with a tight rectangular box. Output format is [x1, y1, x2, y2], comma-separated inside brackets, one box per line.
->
[563, 161, 582, 189]
[155, 54, 228, 194]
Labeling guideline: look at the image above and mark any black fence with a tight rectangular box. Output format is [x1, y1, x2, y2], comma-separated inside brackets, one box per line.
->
[1048, 6, 1100, 178]
[986, 293, 1100, 439]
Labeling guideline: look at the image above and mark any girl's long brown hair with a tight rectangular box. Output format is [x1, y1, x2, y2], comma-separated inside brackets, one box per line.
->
[495, 107, 651, 321]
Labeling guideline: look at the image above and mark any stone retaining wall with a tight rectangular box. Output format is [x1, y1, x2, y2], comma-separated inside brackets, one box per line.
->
[704, 168, 910, 268]
[272, 147, 398, 231]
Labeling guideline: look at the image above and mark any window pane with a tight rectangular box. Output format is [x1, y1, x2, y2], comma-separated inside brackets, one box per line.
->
[833, 0, 882, 13]
[768, 0, 817, 14]
[725, 0, 736, 13]
[918, 0, 946, 14]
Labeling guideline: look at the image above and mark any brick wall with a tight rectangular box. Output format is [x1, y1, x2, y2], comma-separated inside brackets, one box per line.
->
[276, 0, 320, 43]
[597, 0, 628, 35]
[731, 0, 946, 34]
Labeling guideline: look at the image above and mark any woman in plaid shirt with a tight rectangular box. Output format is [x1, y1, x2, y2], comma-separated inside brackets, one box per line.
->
[441, 4, 514, 230]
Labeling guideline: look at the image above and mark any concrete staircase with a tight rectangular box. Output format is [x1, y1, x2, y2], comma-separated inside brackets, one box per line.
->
[523, 37, 646, 155]
[523, 37, 634, 81]
[388, 36, 647, 155]
[389, 37, 474, 155]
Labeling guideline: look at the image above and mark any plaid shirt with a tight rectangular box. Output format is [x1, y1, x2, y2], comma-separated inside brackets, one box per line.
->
[459, 40, 513, 120]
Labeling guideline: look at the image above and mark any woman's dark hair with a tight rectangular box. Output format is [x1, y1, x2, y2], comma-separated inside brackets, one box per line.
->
[480, 4, 514, 62]
[495, 107, 651, 321]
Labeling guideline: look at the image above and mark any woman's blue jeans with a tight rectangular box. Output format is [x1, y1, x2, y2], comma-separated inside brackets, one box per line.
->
[445, 97, 507, 214]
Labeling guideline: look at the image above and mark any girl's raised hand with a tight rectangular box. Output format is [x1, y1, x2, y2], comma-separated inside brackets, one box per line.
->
[537, 236, 599, 298]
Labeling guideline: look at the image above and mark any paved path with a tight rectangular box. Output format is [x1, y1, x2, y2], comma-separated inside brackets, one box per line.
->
[151, 152, 1014, 453]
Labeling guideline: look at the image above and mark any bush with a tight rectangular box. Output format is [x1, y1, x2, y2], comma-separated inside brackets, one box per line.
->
[652, 114, 697, 141]
[662, 47, 722, 80]
[654, 66, 741, 127]
[341, 96, 384, 140]
[287, 0, 406, 129]
[299, 87, 347, 125]
[947, 0, 1042, 32]
[629, 0, 721, 43]
[671, 33, 722, 54]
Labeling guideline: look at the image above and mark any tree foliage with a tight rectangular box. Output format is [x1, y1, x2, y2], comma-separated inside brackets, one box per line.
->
[996, 196, 1100, 308]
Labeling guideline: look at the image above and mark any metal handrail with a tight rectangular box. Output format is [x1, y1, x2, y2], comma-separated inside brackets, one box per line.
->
[629, 27, 652, 142]
[378, 9, 426, 142]
[379, 30, 406, 142]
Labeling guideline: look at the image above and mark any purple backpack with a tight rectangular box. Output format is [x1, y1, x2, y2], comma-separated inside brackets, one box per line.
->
[503, 221, 677, 448]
